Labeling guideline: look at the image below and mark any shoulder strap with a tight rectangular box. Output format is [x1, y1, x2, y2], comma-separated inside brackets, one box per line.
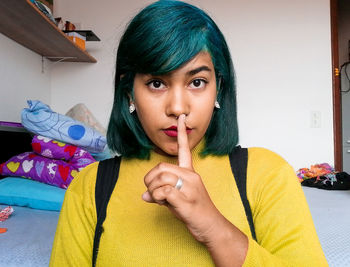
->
[92, 156, 121, 267]
[229, 146, 257, 241]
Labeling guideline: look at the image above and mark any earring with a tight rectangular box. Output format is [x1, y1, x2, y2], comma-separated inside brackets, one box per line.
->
[215, 100, 221, 109]
[129, 103, 135, 113]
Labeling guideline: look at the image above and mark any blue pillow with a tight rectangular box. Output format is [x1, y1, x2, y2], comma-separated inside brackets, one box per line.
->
[0, 177, 66, 211]
[21, 100, 107, 154]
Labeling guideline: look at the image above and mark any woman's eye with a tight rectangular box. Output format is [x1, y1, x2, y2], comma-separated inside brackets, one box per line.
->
[189, 79, 207, 89]
[147, 80, 165, 90]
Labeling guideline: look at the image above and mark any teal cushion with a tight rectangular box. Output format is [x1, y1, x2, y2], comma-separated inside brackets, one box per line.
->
[0, 177, 65, 211]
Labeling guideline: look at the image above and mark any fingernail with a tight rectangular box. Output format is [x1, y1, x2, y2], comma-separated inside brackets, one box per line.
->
[142, 191, 151, 202]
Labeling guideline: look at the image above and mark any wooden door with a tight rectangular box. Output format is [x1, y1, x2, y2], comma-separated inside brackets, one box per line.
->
[330, 0, 342, 171]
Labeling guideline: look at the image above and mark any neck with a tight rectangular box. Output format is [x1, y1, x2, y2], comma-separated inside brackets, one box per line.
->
[150, 139, 206, 164]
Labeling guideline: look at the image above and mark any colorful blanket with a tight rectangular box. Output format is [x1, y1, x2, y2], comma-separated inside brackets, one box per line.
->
[0, 135, 95, 189]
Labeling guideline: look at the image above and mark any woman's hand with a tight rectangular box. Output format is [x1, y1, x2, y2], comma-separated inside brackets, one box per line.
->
[142, 114, 223, 244]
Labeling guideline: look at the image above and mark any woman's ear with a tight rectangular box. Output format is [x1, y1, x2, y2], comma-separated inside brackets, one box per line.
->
[127, 94, 134, 105]
[127, 94, 136, 114]
[128, 97, 136, 114]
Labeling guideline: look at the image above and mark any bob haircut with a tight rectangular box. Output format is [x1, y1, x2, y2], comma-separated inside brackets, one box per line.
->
[107, 0, 238, 159]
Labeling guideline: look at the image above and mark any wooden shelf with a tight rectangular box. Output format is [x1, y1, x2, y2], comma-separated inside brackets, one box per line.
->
[0, 0, 97, 63]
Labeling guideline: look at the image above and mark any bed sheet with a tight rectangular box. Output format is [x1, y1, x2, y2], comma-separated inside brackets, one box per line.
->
[0, 205, 59, 267]
[0, 188, 349, 267]
[303, 187, 350, 267]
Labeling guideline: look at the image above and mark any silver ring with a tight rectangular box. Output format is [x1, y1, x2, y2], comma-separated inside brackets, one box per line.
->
[175, 177, 183, 190]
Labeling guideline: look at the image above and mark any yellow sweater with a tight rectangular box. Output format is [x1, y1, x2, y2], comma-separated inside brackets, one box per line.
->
[50, 144, 328, 266]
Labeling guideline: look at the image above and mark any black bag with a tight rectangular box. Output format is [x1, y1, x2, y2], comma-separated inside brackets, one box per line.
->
[301, 172, 350, 190]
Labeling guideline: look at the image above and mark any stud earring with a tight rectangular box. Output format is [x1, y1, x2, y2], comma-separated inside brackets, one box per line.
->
[215, 100, 221, 109]
[129, 103, 135, 113]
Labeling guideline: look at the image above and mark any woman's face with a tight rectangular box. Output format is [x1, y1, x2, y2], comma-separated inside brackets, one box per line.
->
[133, 52, 217, 156]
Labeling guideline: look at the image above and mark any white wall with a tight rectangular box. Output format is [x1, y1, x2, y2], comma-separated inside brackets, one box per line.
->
[50, 0, 333, 170]
[50, 0, 154, 128]
[0, 33, 51, 122]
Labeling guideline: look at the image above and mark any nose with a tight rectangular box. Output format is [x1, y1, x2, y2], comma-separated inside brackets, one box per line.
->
[165, 87, 190, 118]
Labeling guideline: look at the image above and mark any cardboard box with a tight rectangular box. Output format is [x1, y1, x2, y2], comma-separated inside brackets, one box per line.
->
[66, 32, 86, 51]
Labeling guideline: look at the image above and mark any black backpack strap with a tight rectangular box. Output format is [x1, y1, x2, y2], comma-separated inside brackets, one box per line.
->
[92, 156, 121, 267]
[229, 146, 257, 241]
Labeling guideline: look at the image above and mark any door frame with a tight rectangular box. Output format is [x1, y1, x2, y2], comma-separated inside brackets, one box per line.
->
[330, 0, 342, 171]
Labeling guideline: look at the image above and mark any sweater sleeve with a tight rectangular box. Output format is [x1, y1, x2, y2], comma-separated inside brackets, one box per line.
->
[243, 148, 328, 267]
[49, 162, 98, 267]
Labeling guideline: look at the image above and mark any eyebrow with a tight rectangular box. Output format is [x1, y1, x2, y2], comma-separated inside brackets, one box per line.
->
[186, 66, 212, 76]
[143, 65, 212, 79]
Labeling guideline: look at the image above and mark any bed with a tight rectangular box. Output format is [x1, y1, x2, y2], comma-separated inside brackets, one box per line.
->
[0, 101, 111, 266]
[0, 123, 61, 266]
[0, 205, 59, 266]
[303, 187, 350, 266]
[0, 124, 349, 266]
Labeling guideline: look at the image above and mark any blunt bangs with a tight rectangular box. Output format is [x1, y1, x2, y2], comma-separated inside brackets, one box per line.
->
[108, 0, 239, 158]
[118, 1, 213, 75]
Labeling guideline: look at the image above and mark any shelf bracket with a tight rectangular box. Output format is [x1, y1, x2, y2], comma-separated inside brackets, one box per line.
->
[41, 56, 78, 73]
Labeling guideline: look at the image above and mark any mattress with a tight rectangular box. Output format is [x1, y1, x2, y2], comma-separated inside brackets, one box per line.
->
[0, 188, 349, 267]
[303, 187, 350, 267]
[0, 205, 59, 267]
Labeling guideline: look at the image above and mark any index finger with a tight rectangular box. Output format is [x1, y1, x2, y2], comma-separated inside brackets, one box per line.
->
[177, 114, 193, 170]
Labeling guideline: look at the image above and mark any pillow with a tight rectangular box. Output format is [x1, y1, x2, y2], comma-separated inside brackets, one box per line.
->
[0, 151, 89, 189]
[91, 146, 114, 161]
[21, 100, 107, 154]
[0, 136, 96, 189]
[31, 135, 96, 166]
[65, 103, 107, 135]
[0, 177, 65, 211]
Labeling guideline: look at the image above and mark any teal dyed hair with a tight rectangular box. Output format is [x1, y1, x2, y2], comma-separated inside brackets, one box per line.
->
[107, 0, 238, 158]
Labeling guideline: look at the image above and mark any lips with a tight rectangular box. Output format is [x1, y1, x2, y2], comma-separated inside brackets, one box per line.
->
[163, 126, 192, 137]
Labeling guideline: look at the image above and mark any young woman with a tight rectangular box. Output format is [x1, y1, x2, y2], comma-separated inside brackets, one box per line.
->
[50, 1, 328, 266]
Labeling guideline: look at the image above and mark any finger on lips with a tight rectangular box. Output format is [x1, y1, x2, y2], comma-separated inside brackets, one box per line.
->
[177, 114, 193, 170]
[143, 113, 193, 204]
